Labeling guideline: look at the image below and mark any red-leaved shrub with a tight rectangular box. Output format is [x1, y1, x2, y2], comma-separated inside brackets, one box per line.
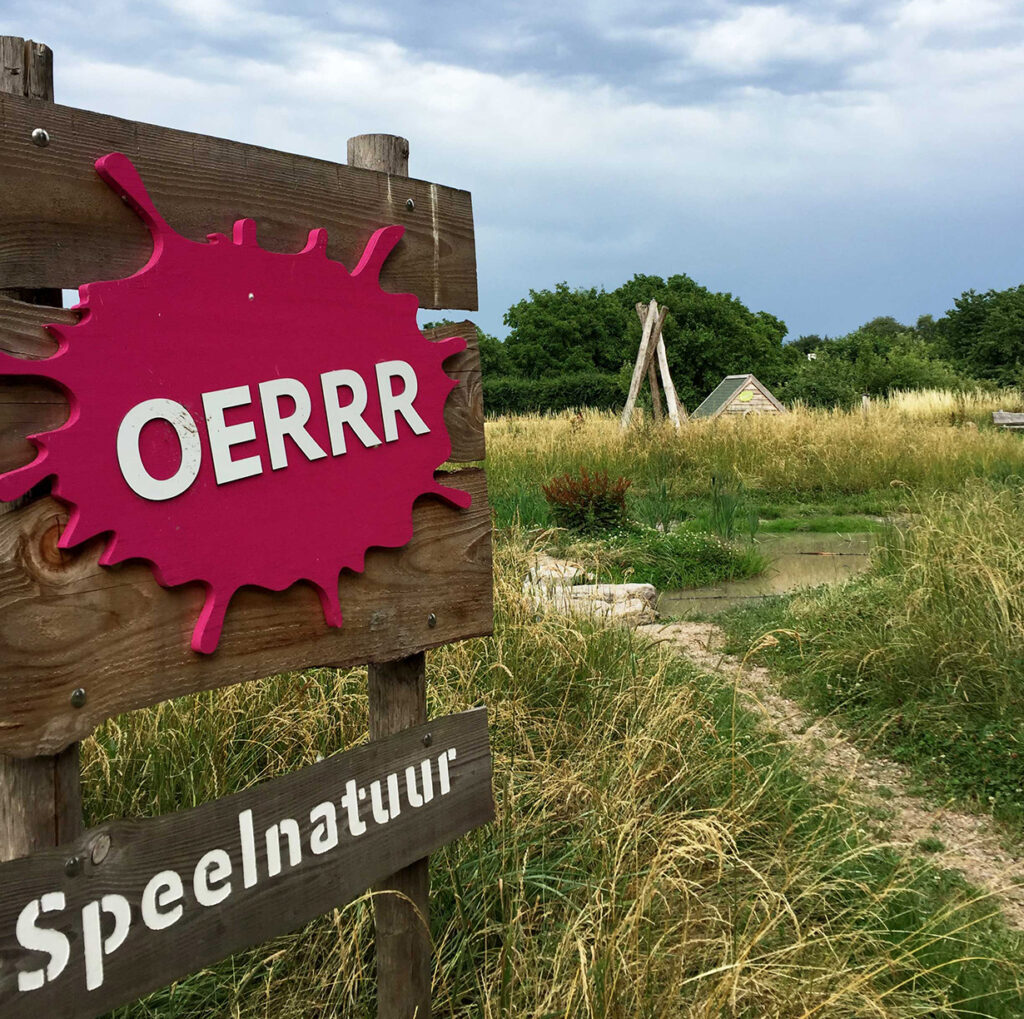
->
[542, 469, 631, 532]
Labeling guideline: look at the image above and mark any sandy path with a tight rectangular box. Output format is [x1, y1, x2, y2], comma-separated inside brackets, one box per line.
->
[640, 620, 1024, 931]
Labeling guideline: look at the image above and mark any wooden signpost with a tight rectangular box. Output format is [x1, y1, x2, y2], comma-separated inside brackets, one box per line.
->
[0, 710, 491, 1018]
[620, 300, 685, 431]
[0, 37, 492, 1019]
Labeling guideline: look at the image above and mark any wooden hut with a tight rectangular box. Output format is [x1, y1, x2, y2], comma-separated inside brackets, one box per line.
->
[691, 374, 785, 419]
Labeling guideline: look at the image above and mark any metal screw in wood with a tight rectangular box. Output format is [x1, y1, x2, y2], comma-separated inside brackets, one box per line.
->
[91, 833, 111, 865]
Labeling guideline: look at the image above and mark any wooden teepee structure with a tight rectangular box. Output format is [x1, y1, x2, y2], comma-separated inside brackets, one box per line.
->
[620, 300, 686, 431]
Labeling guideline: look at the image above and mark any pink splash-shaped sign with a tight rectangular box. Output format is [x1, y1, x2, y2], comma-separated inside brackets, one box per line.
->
[0, 153, 470, 653]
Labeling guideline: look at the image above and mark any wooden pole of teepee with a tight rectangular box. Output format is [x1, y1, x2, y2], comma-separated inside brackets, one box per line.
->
[622, 300, 684, 431]
[620, 301, 659, 430]
[656, 334, 685, 428]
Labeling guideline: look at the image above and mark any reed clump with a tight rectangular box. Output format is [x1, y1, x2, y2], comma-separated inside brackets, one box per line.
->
[86, 534, 1024, 1016]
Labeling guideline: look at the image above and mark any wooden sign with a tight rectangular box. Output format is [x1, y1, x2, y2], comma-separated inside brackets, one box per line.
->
[0, 150, 491, 756]
[0, 153, 472, 654]
[0, 93, 476, 310]
[1, 38, 492, 1019]
[0, 708, 492, 1018]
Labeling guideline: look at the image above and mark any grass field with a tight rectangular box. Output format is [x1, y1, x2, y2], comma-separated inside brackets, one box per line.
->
[486, 389, 1024, 530]
[722, 478, 1024, 828]
[94, 536, 1024, 1017]
[87, 390, 1024, 1016]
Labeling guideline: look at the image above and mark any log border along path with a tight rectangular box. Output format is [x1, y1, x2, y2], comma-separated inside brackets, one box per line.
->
[639, 620, 1024, 931]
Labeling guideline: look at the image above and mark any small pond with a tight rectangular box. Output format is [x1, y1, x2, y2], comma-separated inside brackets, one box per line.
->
[659, 531, 874, 617]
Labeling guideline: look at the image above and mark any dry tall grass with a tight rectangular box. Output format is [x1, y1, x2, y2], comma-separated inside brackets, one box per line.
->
[485, 391, 1024, 527]
[89, 537, 1024, 1017]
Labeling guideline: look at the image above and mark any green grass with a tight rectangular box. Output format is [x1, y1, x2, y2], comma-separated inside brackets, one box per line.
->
[721, 479, 1024, 827]
[758, 514, 889, 533]
[544, 524, 767, 589]
[496, 486, 907, 533]
[89, 531, 1024, 1017]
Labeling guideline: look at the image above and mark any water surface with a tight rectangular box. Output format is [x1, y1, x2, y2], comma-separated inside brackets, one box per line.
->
[659, 532, 873, 617]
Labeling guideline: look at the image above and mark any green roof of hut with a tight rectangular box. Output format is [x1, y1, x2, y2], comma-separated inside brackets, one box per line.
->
[691, 374, 786, 419]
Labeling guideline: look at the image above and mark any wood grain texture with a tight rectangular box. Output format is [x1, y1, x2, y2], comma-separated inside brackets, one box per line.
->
[369, 654, 430, 1019]
[0, 745, 81, 862]
[634, 302, 682, 429]
[654, 326, 685, 425]
[0, 300, 484, 472]
[0, 709, 493, 1019]
[423, 320, 486, 462]
[0, 93, 476, 310]
[347, 135, 409, 177]
[0, 33, 81, 865]
[993, 411, 1024, 429]
[0, 38, 53, 101]
[0, 469, 492, 758]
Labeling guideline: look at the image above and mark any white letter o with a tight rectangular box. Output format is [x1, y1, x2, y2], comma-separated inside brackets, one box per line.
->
[117, 399, 202, 501]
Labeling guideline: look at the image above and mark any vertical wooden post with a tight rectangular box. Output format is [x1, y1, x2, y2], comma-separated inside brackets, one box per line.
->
[0, 37, 61, 308]
[349, 132, 431, 1019]
[368, 654, 429, 1019]
[0, 36, 82, 864]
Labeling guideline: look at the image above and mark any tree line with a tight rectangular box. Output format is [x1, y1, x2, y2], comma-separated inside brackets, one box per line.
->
[452, 276, 1024, 414]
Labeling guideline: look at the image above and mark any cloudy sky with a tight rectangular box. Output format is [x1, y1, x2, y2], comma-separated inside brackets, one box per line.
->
[4, 0, 1024, 340]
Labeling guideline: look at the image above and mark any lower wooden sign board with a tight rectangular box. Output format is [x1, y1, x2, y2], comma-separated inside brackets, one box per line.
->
[0, 708, 492, 1018]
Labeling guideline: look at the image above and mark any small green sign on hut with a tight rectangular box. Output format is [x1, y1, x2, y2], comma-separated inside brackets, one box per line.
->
[691, 374, 786, 419]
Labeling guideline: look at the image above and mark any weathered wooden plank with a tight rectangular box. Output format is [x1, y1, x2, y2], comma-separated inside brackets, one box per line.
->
[0, 94, 477, 310]
[993, 411, 1024, 429]
[0, 37, 52, 101]
[352, 131, 434, 1019]
[1, 39, 61, 309]
[0, 468, 492, 758]
[0, 709, 493, 1018]
[0, 300, 484, 471]
[654, 330, 685, 426]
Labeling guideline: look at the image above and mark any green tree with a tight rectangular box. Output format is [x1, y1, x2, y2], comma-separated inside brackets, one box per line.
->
[936, 285, 1024, 384]
[613, 273, 789, 410]
[476, 329, 508, 378]
[779, 350, 860, 409]
[502, 283, 630, 380]
[780, 316, 968, 407]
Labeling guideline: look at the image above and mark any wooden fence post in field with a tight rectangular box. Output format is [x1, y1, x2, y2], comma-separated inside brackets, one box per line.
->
[0, 36, 82, 864]
[349, 132, 432, 1019]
